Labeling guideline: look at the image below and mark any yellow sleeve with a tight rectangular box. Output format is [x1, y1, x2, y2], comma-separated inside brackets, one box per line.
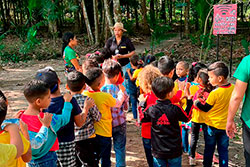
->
[132, 69, 139, 79]
[173, 82, 179, 94]
[190, 85, 199, 96]
[206, 90, 216, 106]
[17, 133, 31, 167]
[106, 93, 116, 107]
[0, 143, 17, 167]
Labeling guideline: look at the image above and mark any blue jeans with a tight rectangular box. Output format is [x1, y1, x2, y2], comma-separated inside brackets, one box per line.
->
[96, 135, 112, 167]
[142, 138, 153, 167]
[182, 126, 190, 153]
[130, 94, 138, 119]
[112, 123, 126, 167]
[122, 63, 132, 94]
[28, 151, 57, 167]
[153, 156, 182, 167]
[203, 126, 229, 167]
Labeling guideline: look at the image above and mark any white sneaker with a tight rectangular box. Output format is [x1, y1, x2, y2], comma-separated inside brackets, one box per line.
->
[189, 157, 196, 166]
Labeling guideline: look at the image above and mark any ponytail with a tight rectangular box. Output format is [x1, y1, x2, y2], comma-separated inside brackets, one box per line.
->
[62, 32, 75, 56]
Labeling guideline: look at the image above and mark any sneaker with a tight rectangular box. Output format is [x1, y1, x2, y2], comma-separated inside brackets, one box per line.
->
[189, 157, 196, 166]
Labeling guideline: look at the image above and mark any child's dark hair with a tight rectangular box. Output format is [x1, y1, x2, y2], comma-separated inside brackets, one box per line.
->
[88, 53, 104, 64]
[0, 98, 7, 125]
[100, 48, 112, 60]
[144, 55, 156, 66]
[188, 62, 207, 82]
[208, 61, 228, 79]
[198, 70, 214, 93]
[62, 32, 75, 56]
[24, 80, 50, 103]
[85, 68, 103, 87]
[67, 71, 86, 92]
[0, 90, 7, 102]
[130, 55, 143, 68]
[102, 59, 122, 78]
[152, 76, 174, 99]
[82, 59, 99, 74]
[157, 56, 175, 75]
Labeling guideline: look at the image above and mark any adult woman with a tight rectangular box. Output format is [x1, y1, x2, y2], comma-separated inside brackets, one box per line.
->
[105, 22, 135, 67]
[62, 32, 82, 73]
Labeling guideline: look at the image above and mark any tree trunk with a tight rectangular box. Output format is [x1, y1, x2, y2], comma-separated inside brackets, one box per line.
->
[74, 0, 81, 32]
[113, 0, 122, 22]
[126, 3, 130, 20]
[141, 0, 150, 35]
[150, 0, 155, 24]
[168, 0, 173, 25]
[93, 0, 100, 44]
[184, 0, 190, 35]
[173, 0, 176, 19]
[241, 2, 244, 22]
[81, 0, 94, 44]
[103, 0, 114, 35]
[134, 5, 139, 28]
[0, 0, 6, 30]
[161, 0, 166, 23]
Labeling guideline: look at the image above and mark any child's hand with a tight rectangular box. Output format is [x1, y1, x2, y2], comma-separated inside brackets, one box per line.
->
[138, 94, 147, 102]
[118, 84, 126, 93]
[84, 97, 95, 110]
[126, 69, 131, 73]
[13, 110, 24, 118]
[19, 120, 28, 134]
[194, 99, 200, 107]
[181, 95, 193, 100]
[178, 81, 185, 91]
[63, 93, 72, 102]
[38, 113, 53, 128]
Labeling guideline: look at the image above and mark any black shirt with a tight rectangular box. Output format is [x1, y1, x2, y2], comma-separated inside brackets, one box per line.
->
[147, 99, 193, 159]
[105, 36, 135, 66]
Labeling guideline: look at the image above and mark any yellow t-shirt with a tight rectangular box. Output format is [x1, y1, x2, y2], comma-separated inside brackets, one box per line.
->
[205, 84, 234, 130]
[0, 131, 30, 167]
[134, 68, 143, 87]
[174, 81, 186, 108]
[190, 85, 207, 123]
[83, 91, 116, 137]
[0, 143, 17, 167]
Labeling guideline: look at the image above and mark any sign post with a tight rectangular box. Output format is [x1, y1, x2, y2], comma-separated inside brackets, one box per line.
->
[213, 4, 237, 76]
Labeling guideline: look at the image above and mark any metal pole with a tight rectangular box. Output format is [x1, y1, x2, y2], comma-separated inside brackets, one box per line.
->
[216, 35, 220, 61]
[230, 35, 233, 77]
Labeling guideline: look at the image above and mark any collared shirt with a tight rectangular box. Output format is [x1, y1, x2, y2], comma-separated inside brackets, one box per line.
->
[101, 84, 128, 127]
[73, 94, 101, 141]
[105, 36, 135, 66]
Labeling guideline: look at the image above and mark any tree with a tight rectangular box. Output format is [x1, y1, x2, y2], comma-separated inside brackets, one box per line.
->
[184, 0, 190, 35]
[140, 0, 150, 34]
[93, 0, 100, 44]
[113, 0, 122, 22]
[81, 0, 94, 44]
[103, 0, 114, 35]
[150, 0, 156, 24]
[161, 0, 166, 23]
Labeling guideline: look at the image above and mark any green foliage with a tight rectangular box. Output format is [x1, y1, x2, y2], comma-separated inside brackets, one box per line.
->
[123, 19, 136, 36]
[150, 24, 177, 54]
[241, 39, 250, 56]
[154, 52, 164, 58]
[189, 34, 198, 45]
[19, 22, 43, 55]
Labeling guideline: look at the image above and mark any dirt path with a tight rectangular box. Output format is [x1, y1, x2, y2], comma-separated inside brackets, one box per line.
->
[0, 37, 244, 167]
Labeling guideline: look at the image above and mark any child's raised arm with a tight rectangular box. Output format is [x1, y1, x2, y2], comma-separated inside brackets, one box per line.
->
[4, 124, 23, 159]
[50, 93, 73, 132]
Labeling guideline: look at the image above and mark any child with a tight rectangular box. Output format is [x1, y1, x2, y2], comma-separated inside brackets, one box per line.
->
[35, 67, 94, 167]
[66, 71, 101, 167]
[189, 69, 214, 165]
[175, 61, 190, 154]
[84, 67, 116, 167]
[62, 32, 82, 73]
[137, 65, 163, 167]
[147, 76, 193, 167]
[82, 58, 99, 75]
[101, 59, 128, 167]
[20, 80, 73, 167]
[157, 56, 182, 103]
[126, 55, 143, 119]
[0, 91, 32, 166]
[194, 62, 234, 167]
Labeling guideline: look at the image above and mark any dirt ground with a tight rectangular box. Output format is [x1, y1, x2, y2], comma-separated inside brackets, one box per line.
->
[0, 37, 246, 166]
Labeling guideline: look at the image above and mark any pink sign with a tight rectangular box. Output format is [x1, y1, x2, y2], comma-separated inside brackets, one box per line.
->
[213, 4, 237, 35]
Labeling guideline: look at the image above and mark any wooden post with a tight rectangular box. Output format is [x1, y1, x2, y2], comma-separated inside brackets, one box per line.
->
[230, 35, 233, 77]
[216, 35, 220, 61]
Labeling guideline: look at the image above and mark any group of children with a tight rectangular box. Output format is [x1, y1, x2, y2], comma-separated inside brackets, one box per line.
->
[1, 37, 235, 167]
